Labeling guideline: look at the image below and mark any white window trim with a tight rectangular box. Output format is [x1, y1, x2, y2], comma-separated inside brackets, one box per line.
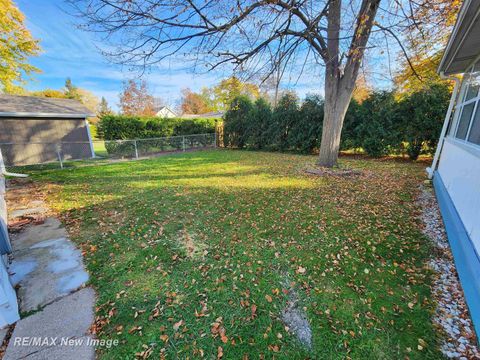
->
[449, 62, 480, 150]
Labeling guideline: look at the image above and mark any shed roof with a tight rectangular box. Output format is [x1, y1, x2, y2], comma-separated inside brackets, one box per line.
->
[0, 95, 94, 118]
[181, 111, 224, 119]
[438, 0, 480, 75]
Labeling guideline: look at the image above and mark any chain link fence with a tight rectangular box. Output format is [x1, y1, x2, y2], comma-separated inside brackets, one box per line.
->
[0, 133, 216, 173]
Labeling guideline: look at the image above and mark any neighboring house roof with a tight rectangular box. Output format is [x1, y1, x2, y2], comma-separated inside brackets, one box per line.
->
[181, 111, 224, 119]
[0, 95, 94, 118]
[155, 106, 177, 116]
[438, 0, 480, 75]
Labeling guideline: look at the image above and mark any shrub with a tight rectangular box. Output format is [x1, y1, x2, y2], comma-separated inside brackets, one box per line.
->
[246, 97, 272, 150]
[397, 83, 450, 160]
[98, 115, 218, 140]
[340, 99, 362, 150]
[288, 94, 323, 153]
[355, 91, 400, 157]
[266, 92, 299, 151]
[223, 96, 254, 148]
[219, 83, 450, 161]
[173, 118, 218, 136]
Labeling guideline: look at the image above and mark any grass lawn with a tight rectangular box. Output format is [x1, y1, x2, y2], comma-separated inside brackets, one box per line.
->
[33, 150, 441, 359]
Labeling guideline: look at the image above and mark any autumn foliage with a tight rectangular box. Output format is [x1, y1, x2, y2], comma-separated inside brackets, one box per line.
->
[181, 88, 210, 115]
[119, 79, 155, 116]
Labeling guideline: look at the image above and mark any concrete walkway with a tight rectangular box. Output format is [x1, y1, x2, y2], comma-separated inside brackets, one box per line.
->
[3, 179, 96, 359]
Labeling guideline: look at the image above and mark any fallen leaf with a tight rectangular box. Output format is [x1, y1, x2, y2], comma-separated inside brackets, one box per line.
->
[297, 266, 306, 274]
[173, 320, 184, 331]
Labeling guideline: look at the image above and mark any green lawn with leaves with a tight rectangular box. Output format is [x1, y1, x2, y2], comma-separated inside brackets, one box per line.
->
[33, 150, 442, 359]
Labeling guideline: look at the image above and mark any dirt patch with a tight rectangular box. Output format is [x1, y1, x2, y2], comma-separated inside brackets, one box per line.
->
[178, 229, 207, 259]
[6, 179, 47, 211]
[281, 279, 312, 349]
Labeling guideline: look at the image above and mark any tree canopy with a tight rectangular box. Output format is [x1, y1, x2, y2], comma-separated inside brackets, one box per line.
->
[394, 0, 461, 93]
[0, 0, 40, 94]
[30, 78, 100, 112]
[180, 88, 211, 115]
[119, 79, 155, 116]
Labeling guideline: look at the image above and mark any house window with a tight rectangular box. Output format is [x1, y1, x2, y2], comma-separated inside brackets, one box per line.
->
[452, 63, 480, 147]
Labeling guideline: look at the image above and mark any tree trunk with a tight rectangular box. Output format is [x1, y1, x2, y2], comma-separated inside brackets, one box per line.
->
[318, 77, 354, 167]
[318, 0, 381, 167]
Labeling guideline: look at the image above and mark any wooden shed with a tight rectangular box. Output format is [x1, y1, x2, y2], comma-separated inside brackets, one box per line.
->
[0, 95, 95, 166]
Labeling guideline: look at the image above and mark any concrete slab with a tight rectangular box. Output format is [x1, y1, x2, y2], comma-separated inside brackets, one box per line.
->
[9, 207, 47, 220]
[4, 288, 95, 360]
[10, 218, 68, 251]
[9, 237, 89, 312]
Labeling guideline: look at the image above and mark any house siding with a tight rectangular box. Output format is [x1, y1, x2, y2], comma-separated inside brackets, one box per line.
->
[0, 117, 92, 166]
[438, 138, 480, 253]
[0, 170, 20, 328]
[435, 136, 480, 339]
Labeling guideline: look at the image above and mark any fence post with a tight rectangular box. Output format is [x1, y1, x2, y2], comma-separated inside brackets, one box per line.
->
[182, 136, 186, 152]
[134, 140, 139, 159]
[55, 144, 63, 169]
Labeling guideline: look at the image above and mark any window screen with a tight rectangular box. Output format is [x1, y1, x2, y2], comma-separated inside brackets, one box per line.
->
[456, 102, 475, 140]
[468, 106, 480, 145]
[452, 63, 480, 147]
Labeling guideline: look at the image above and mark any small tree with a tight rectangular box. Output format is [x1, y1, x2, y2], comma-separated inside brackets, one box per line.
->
[97, 97, 112, 118]
[223, 96, 254, 149]
[64, 78, 81, 100]
[180, 88, 211, 114]
[119, 79, 155, 116]
[212, 77, 260, 111]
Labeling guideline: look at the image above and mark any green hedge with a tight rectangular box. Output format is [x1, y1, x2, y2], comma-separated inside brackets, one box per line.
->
[223, 83, 451, 160]
[223, 93, 324, 154]
[98, 115, 219, 140]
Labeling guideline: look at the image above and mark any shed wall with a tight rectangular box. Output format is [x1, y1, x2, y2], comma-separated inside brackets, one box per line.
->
[0, 118, 91, 166]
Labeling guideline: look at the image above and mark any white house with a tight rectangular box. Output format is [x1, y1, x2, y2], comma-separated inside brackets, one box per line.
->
[428, 0, 480, 338]
[155, 106, 177, 118]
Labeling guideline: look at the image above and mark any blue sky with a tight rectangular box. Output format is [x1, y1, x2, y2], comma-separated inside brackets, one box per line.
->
[16, 0, 236, 110]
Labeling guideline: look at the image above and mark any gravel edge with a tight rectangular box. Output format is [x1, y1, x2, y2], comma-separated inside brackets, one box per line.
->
[417, 185, 480, 359]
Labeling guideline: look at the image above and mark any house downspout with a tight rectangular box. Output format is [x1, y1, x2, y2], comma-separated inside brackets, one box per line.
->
[0, 148, 27, 178]
[427, 73, 461, 179]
